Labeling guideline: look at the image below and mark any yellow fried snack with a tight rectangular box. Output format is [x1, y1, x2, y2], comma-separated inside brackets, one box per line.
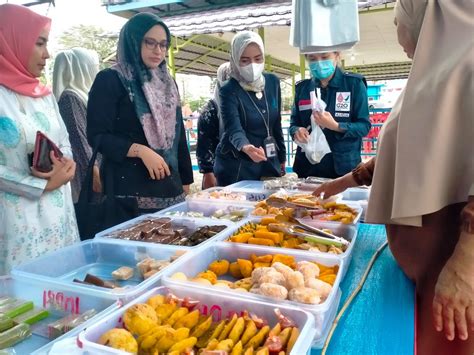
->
[245, 325, 270, 349]
[240, 319, 258, 347]
[173, 309, 200, 329]
[233, 277, 253, 291]
[154, 327, 189, 353]
[248, 237, 275, 247]
[255, 347, 270, 355]
[230, 232, 253, 243]
[168, 337, 197, 353]
[218, 313, 238, 341]
[278, 327, 292, 348]
[208, 259, 230, 276]
[123, 304, 158, 336]
[165, 307, 189, 327]
[154, 303, 177, 322]
[98, 328, 138, 354]
[216, 339, 234, 352]
[231, 340, 244, 355]
[191, 315, 213, 338]
[269, 322, 281, 337]
[137, 325, 171, 350]
[196, 322, 218, 348]
[229, 261, 243, 278]
[146, 295, 165, 309]
[205, 338, 219, 350]
[237, 259, 253, 278]
[286, 327, 299, 353]
[197, 270, 218, 284]
[228, 317, 245, 344]
[243, 346, 254, 355]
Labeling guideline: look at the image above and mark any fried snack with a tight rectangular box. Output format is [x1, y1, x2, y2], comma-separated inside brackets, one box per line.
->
[228, 317, 245, 345]
[168, 337, 198, 353]
[296, 261, 320, 279]
[286, 327, 300, 353]
[123, 304, 158, 336]
[285, 271, 305, 290]
[98, 328, 137, 354]
[252, 283, 288, 301]
[237, 259, 253, 278]
[197, 270, 218, 285]
[165, 307, 189, 327]
[231, 340, 244, 355]
[174, 309, 200, 329]
[229, 261, 243, 278]
[305, 278, 332, 299]
[191, 315, 212, 338]
[245, 325, 270, 349]
[111, 266, 134, 280]
[208, 259, 230, 276]
[155, 303, 177, 322]
[240, 319, 258, 347]
[218, 313, 238, 341]
[288, 287, 321, 304]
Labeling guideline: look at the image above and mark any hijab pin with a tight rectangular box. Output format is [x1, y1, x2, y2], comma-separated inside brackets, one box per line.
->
[256, 91, 263, 100]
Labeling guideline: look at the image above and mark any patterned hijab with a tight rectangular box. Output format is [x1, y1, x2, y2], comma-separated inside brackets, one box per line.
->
[53, 48, 99, 105]
[229, 31, 266, 92]
[112, 12, 179, 151]
[0, 4, 51, 97]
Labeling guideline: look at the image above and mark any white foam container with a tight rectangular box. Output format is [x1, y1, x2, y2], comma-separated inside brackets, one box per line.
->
[11, 239, 191, 301]
[77, 285, 316, 355]
[95, 215, 233, 250]
[161, 242, 343, 346]
[215, 218, 357, 279]
[0, 276, 118, 355]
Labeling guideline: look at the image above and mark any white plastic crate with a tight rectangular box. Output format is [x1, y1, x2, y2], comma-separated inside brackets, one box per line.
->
[11, 239, 191, 301]
[0, 276, 118, 354]
[77, 285, 316, 355]
[161, 242, 343, 346]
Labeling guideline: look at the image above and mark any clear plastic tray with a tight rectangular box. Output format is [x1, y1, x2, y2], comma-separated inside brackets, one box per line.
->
[11, 239, 191, 301]
[157, 201, 254, 223]
[341, 187, 370, 201]
[216, 218, 357, 279]
[0, 276, 118, 354]
[95, 215, 233, 250]
[186, 187, 273, 215]
[77, 285, 316, 355]
[161, 242, 343, 345]
[226, 180, 264, 190]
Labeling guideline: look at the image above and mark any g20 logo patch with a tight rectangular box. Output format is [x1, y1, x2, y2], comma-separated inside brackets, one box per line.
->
[335, 92, 351, 112]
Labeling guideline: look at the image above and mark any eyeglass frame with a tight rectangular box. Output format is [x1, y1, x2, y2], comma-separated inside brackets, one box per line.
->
[142, 37, 170, 51]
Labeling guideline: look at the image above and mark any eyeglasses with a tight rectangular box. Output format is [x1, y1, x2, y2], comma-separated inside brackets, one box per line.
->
[143, 38, 169, 51]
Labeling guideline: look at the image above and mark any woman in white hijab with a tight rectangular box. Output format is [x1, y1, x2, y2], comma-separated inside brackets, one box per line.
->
[53, 48, 100, 203]
[214, 31, 286, 185]
[314, 1, 473, 353]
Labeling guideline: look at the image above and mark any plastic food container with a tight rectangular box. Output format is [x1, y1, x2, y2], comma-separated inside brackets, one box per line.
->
[11, 239, 190, 301]
[161, 242, 343, 346]
[186, 187, 272, 215]
[77, 285, 316, 355]
[227, 180, 264, 190]
[218, 218, 357, 279]
[157, 201, 254, 223]
[0, 276, 118, 354]
[95, 215, 232, 249]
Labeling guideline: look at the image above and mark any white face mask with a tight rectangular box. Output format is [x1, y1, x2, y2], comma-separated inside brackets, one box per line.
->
[239, 62, 264, 82]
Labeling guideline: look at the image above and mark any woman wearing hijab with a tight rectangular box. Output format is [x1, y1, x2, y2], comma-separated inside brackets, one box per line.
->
[87, 13, 193, 214]
[0, 4, 79, 275]
[314, 1, 474, 353]
[214, 31, 286, 186]
[53, 48, 100, 202]
[196, 62, 231, 189]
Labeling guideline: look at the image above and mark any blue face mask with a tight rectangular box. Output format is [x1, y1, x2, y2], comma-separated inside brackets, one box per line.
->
[309, 59, 336, 80]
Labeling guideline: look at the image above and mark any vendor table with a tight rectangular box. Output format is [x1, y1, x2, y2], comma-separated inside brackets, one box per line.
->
[312, 223, 415, 355]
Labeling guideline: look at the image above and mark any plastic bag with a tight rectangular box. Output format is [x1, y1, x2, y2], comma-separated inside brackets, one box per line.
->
[290, 0, 359, 53]
[303, 119, 331, 164]
[296, 91, 331, 164]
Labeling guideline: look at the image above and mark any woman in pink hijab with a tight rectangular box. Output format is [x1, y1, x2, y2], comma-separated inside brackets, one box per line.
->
[0, 4, 79, 275]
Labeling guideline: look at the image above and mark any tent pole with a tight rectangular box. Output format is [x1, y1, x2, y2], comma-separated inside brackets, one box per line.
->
[299, 54, 305, 80]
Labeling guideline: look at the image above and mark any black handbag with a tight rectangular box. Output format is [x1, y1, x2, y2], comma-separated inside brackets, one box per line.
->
[74, 136, 139, 240]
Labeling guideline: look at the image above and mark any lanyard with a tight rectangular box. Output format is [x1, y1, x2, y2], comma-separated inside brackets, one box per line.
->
[244, 90, 271, 138]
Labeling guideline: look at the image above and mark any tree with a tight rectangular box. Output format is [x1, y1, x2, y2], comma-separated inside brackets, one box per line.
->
[57, 24, 117, 68]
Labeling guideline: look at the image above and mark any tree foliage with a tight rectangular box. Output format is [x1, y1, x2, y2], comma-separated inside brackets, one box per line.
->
[58, 24, 117, 68]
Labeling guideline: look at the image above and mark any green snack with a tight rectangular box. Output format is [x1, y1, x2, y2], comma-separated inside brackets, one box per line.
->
[13, 308, 49, 325]
[0, 323, 31, 349]
[0, 314, 13, 332]
[0, 301, 34, 319]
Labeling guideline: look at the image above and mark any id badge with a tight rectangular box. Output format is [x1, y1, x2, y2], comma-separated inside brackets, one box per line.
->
[264, 136, 277, 158]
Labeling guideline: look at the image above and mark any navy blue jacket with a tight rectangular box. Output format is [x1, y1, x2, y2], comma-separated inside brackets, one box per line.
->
[290, 67, 370, 177]
[214, 73, 286, 186]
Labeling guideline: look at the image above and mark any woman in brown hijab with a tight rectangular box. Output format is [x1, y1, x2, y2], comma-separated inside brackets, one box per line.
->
[314, 1, 474, 354]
